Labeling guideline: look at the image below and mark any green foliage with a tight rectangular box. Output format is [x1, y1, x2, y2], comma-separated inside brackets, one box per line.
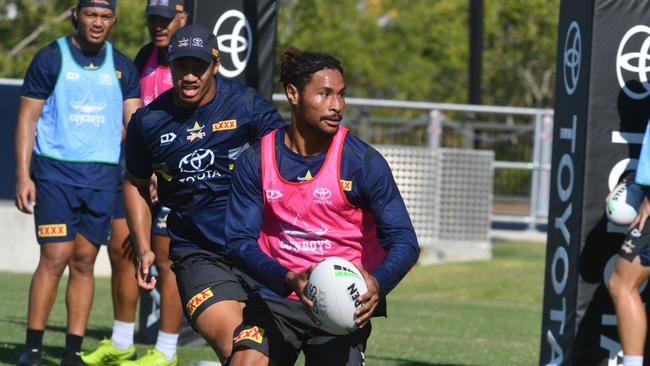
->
[0, 0, 560, 107]
[483, 0, 560, 107]
[0, 1, 146, 79]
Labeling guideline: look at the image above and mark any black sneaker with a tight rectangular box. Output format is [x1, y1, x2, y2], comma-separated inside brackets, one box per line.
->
[17, 348, 42, 366]
[60, 352, 87, 366]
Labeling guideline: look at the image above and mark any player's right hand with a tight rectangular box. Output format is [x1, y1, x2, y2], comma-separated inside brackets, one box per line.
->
[631, 195, 650, 232]
[15, 176, 36, 214]
[136, 250, 157, 291]
[149, 174, 159, 204]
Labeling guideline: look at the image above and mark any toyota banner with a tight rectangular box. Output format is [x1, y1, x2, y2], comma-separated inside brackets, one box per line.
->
[540, 1, 650, 365]
[138, 0, 279, 344]
[186, 0, 278, 100]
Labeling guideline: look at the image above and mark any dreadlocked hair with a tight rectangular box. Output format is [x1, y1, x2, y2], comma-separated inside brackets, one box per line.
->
[279, 46, 344, 92]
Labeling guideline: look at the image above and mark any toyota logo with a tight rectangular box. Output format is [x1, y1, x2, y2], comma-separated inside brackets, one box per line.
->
[563, 21, 581, 96]
[213, 10, 252, 78]
[313, 188, 332, 200]
[617, 25, 650, 100]
[178, 149, 215, 173]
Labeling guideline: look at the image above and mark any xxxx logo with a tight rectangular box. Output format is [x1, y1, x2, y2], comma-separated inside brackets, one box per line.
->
[234, 326, 264, 344]
[212, 120, 237, 132]
[38, 224, 67, 238]
[340, 180, 352, 192]
[186, 288, 213, 317]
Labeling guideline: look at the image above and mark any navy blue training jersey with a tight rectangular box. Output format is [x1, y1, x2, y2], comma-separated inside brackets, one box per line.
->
[22, 36, 141, 191]
[225, 127, 420, 297]
[125, 75, 285, 257]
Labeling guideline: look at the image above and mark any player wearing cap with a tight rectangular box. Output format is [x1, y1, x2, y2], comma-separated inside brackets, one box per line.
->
[225, 48, 420, 366]
[81, 2, 187, 365]
[14, 1, 141, 365]
[123, 24, 284, 363]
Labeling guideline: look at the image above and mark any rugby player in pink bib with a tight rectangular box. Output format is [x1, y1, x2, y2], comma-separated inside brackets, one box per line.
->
[226, 47, 420, 365]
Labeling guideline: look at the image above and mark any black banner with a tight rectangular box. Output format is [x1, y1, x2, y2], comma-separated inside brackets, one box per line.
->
[186, 0, 278, 100]
[540, 1, 594, 364]
[541, 1, 650, 365]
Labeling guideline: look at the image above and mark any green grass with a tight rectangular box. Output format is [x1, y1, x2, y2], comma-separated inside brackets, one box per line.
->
[0, 241, 545, 365]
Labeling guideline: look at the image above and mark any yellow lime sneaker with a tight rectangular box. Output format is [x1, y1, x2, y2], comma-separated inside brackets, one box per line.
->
[120, 349, 177, 366]
[80, 338, 136, 366]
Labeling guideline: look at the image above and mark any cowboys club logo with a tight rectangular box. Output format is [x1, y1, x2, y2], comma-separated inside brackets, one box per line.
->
[563, 21, 581, 96]
[178, 149, 215, 173]
[617, 25, 650, 100]
[313, 188, 332, 200]
[213, 9, 252, 78]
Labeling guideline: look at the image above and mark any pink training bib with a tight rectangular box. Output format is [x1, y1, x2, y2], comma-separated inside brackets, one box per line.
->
[140, 47, 173, 106]
[258, 127, 386, 281]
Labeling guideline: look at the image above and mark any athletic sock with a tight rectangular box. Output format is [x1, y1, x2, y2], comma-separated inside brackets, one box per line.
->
[64, 334, 83, 354]
[155, 331, 179, 361]
[111, 320, 135, 350]
[25, 328, 44, 351]
[623, 355, 643, 366]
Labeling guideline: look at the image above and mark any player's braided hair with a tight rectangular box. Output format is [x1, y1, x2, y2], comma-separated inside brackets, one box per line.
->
[279, 46, 344, 92]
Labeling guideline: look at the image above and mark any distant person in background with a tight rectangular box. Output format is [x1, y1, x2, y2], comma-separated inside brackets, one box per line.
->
[225, 47, 420, 366]
[80, 1, 186, 366]
[123, 24, 284, 363]
[13, 1, 141, 365]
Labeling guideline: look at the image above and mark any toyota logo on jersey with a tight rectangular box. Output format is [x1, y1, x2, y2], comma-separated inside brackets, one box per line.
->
[179, 149, 214, 173]
[313, 188, 332, 205]
[313, 188, 332, 200]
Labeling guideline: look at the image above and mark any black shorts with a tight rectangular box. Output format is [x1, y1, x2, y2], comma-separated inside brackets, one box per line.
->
[233, 296, 371, 366]
[619, 225, 650, 266]
[171, 254, 248, 324]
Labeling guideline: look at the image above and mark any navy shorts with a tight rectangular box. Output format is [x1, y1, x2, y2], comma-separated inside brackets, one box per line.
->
[113, 185, 126, 219]
[171, 254, 248, 325]
[112, 189, 170, 238]
[233, 296, 371, 366]
[34, 179, 116, 245]
[619, 225, 650, 266]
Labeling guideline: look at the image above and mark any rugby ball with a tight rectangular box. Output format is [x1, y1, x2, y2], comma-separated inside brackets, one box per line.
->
[606, 182, 644, 225]
[306, 257, 368, 335]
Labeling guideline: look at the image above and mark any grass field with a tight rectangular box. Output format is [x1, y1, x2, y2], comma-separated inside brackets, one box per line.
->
[0, 241, 545, 365]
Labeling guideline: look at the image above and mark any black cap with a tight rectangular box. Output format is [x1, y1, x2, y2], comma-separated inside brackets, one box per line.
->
[168, 24, 220, 63]
[145, 0, 184, 19]
[78, 0, 116, 11]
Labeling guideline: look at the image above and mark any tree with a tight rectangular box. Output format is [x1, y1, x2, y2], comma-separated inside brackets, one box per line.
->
[0, 0, 560, 108]
[0, 0, 146, 79]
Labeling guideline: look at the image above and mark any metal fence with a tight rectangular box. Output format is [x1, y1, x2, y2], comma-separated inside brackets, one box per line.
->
[272, 94, 554, 231]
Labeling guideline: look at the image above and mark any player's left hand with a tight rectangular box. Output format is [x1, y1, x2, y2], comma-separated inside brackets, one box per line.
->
[354, 266, 380, 328]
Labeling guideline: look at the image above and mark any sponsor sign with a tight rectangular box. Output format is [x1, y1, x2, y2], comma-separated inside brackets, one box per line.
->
[234, 326, 264, 344]
[186, 288, 214, 317]
[37, 224, 67, 238]
[212, 119, 237, 132]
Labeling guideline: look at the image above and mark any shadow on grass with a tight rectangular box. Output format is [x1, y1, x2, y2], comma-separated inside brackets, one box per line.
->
[366, 355, 472, 366]
[2, 317, 112, 341]
[0, 342, 64, 366]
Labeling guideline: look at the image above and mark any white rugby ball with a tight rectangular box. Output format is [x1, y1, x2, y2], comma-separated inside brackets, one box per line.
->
[306, 257, 368, 335]
[606, 182, 644, 225]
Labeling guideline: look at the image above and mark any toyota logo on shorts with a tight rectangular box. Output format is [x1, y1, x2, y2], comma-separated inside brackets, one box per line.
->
[617, 25, 650, 100]
[213, 10, 252, 78]
[563, 21, 581, 96]
[179, 149, 215, 173]
[313, 188, 332, 200]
